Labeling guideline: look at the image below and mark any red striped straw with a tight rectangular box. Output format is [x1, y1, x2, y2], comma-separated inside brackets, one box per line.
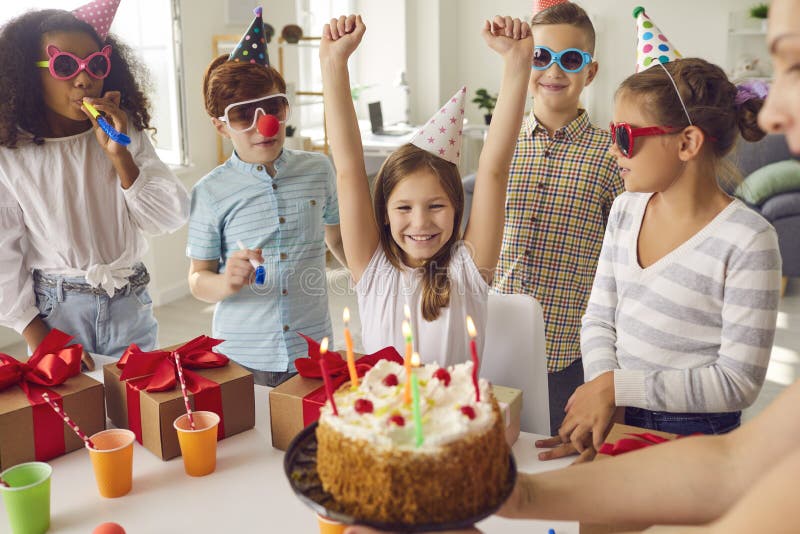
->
[173, 352, 195, 430]
[40, 392, 95, 449]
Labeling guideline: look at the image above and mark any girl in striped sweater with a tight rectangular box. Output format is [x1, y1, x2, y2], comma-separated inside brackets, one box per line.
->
[555, 57, 781, 456]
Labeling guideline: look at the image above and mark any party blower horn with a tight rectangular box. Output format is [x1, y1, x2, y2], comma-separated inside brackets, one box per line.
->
[83, 100, 132, 146]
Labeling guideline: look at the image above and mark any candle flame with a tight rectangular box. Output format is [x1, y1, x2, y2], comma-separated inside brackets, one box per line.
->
[404, 303, 411, 320]
[320, 337, 329, 354]
[411, 352, 421, 366]
[466, 315, 476, 338]
[343, 307, 350, 324]
[402, 320, 412, 339]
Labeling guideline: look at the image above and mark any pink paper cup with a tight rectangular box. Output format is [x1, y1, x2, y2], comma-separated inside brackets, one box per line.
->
[173, 411, 220, 477]
[87, 429, 135, 498]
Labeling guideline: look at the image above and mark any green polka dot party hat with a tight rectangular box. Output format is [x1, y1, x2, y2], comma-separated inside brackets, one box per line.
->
[229, 6, 270, 66]
[633, 6, 682, 72]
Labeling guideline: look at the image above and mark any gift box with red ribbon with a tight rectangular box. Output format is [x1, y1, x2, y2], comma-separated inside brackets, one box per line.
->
[0, 329, 105, 470]
[103, 336, 254, 460]
[579, 423, 679, 534]
[269, 334, 523, 450]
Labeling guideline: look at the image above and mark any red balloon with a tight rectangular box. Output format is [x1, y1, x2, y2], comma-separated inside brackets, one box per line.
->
[256, 114, 280, 137]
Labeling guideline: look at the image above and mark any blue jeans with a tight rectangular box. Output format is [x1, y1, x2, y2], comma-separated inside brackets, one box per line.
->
[625, 407, 741, 436]
[33, 268, 158, 358]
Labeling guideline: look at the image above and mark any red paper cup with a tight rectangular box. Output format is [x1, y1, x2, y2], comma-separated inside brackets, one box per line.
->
[87, 429, 135, 498]
[173, 411, 220, 477]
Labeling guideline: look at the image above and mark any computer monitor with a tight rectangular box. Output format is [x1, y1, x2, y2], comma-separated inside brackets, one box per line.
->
[368, 101, 411, 136]
[368, 101, 385, 134]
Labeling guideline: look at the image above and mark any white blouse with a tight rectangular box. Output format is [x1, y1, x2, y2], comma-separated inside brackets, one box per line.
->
[356, 242, 488, 368]
[0, 127, 189, 333]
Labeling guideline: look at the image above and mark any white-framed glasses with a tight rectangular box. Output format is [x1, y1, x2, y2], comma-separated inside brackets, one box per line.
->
[217, 93, 291, 133]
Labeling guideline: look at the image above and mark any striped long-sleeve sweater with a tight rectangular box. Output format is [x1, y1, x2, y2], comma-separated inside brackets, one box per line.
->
[581, 192, 782, 413]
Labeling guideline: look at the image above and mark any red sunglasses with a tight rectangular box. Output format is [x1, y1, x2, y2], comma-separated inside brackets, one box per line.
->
[35, 44, 112, 81]
[609, 122, 678, 158]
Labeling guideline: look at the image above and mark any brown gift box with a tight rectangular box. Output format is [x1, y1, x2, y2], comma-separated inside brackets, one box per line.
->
[269, 370, 523, 451]
[103, 352, 255, 461]
[579, 423, 678, 534]
[0, 373, 105, 471]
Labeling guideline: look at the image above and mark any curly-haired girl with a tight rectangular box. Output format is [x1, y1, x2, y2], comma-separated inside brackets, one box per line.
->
[0, 5, 189, 368]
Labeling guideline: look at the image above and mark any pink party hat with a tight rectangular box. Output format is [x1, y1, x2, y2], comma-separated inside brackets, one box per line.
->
[633, 6, 682, 72]
[72, 0, 120, 40]
[533, 0, 569, 14]
[409, 87, 466, 165]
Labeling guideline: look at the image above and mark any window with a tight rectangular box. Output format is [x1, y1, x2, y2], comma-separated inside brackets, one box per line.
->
[0, 0, 187, 165]
[294, 0, 354, 131]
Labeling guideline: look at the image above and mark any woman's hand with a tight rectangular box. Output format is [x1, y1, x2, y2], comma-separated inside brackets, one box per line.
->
[481, 16, 533, 67]
[320, 14, 366, 64]
[559, 371, 617, 451]
[82, 91, 129, 157]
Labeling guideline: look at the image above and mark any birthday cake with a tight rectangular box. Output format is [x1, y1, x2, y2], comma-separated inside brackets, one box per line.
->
[315, 359, 510, 525]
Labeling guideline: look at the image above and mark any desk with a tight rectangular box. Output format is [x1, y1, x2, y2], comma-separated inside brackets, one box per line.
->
[1, 355, 578, 534]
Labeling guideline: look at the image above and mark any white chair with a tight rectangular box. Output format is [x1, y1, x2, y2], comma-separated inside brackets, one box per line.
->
[481, 292, 550, 435]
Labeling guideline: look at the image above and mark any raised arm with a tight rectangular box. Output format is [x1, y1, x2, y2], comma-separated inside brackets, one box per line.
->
[463, 16, 533, 282]
[319, 15, 379, 283]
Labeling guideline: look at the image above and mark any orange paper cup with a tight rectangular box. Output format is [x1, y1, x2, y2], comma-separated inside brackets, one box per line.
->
[316, 514, 346, 534]
[173, 411, 220, 477]
[87, 429, 135, 498]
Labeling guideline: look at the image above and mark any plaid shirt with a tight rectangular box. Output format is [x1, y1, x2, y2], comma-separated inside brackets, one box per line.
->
[494, 110, 623, 372]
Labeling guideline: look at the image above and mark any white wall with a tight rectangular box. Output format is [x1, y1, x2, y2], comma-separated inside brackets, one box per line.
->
[353, 1, 407, 123]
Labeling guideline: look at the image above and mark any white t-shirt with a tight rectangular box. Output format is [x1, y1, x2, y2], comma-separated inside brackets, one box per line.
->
[0, 127, 189, 332]
[356, 242, 488, 368]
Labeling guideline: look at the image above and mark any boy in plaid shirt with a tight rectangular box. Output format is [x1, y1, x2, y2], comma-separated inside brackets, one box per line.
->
[494, 1, 623, 437]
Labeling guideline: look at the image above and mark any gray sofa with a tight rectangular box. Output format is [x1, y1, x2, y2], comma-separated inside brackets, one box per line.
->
[727, 134, 800, 278]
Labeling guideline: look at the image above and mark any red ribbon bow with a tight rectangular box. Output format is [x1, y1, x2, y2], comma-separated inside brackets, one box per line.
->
[295, 333, 403, 389]
[0, 329, 83, 461]
[598, 432, 697, 456]
[294, 333, 404, 425]
[117, 335, 229, 442]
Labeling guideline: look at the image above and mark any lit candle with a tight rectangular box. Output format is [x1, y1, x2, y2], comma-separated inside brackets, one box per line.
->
[466, 315, 480, 402]
[343, 307, 358, 389]
[410, 352, 423, 447]
[318, 337, 338, 415]
[402, 320, 413, 405]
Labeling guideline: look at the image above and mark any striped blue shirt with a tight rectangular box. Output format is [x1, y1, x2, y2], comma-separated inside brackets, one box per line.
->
[186, 149, 339, 371]
[581, 192, 781, 413]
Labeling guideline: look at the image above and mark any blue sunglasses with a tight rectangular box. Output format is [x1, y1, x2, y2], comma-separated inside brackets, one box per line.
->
[532, 46, 593, 73]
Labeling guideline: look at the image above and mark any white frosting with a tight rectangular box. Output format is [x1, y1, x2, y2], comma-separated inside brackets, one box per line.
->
[318, 359, 494, 452]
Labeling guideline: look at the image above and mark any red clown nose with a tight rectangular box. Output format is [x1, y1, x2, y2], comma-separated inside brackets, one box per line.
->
[257, 114, 280, 138]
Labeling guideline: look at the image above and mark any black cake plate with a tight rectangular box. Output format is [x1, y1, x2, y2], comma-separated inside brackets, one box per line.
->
[284, 421, 517, 533]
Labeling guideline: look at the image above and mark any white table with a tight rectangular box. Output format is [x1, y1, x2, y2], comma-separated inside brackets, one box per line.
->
[1, 355, 578, 534]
